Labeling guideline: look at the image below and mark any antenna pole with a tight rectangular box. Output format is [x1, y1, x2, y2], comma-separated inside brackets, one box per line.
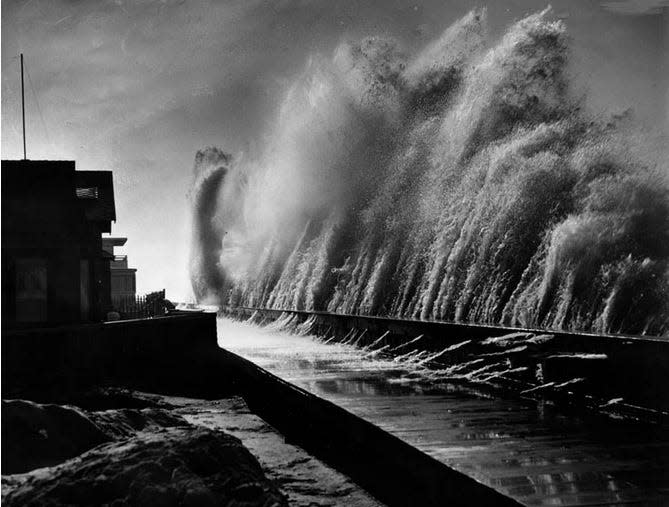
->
[21, 53, 26, 160]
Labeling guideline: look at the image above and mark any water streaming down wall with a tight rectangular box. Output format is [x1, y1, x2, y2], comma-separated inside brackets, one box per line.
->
[190, 8, 669, 336]
[222, 308, 669, 421]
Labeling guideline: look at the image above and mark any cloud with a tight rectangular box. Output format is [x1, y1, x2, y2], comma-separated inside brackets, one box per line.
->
[2, 0, 269, 156]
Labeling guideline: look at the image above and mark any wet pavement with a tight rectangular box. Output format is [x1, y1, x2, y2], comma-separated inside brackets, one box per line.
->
[217, 317, 669, 506]
[167, 395, 381, 507]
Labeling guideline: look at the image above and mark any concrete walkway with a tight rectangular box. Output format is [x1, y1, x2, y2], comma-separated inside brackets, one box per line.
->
[163, 395, 382, 507]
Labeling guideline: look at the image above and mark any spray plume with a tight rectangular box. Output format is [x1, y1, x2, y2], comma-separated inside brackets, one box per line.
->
[190, 8, 669, 335]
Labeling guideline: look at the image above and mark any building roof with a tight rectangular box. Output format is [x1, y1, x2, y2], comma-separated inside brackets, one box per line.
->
[2, 160, 88, 247]
[102, 237, 128, 247]
[1, 159, 117, 242]
[74, 171, 116, 224]
[102, 237, 128, 255]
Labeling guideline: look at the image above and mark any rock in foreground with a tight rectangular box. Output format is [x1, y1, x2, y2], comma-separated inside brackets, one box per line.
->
[3, 427, 287, 507]
[2, 399, 186, 474]
[2, 400, 111, 474]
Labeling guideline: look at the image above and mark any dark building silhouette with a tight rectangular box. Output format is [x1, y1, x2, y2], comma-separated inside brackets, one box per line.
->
[102, 237, 137, 309]
[1, 160, 116, 328]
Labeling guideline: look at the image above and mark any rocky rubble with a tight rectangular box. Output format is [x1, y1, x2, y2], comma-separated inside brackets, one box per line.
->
[2, 399, 186, 474]
[2, 397, 287, 507]
[3, 427, 287, 507]
[2, 399, 112, 474]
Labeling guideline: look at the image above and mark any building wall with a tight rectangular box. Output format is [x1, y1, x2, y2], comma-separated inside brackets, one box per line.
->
[1, 160, 114, 328]
[111, 271, 136, 295]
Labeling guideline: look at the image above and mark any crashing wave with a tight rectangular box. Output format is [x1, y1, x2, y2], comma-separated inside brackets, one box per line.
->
[190, 8, 669, 336]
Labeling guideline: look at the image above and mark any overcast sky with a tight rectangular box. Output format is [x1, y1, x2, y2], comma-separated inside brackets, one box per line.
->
[2, 0, 667, 301]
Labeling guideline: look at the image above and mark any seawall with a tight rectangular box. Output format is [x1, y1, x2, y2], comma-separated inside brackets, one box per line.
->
[2, 314, 239, 400]
[2, 312, 520, 507]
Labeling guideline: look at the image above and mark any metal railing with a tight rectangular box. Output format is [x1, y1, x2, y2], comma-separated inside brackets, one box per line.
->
[113, 289, 167, 320]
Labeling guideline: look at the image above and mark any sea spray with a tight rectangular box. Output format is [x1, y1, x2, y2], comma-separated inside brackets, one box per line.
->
[192, 8, 669, 335]
[189, 148, 232, 302]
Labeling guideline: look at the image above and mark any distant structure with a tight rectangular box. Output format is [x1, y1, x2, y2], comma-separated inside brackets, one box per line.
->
[1, 160, 116, 328]
[102, 237, 137, 309]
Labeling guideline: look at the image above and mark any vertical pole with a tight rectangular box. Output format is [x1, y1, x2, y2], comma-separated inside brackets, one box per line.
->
[21, 53, 26, 160]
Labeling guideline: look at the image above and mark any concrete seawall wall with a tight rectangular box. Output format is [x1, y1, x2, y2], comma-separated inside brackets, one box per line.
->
[2, 313, 238, 399]
[224, 306, 669, 347]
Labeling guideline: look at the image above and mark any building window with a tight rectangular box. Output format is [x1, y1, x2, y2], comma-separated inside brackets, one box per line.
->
[76, 187, 99, 199]
[15, 258, 47, 322]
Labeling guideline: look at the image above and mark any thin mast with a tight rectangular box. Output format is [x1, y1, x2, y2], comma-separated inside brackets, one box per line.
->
[21, 53, 26, 160]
